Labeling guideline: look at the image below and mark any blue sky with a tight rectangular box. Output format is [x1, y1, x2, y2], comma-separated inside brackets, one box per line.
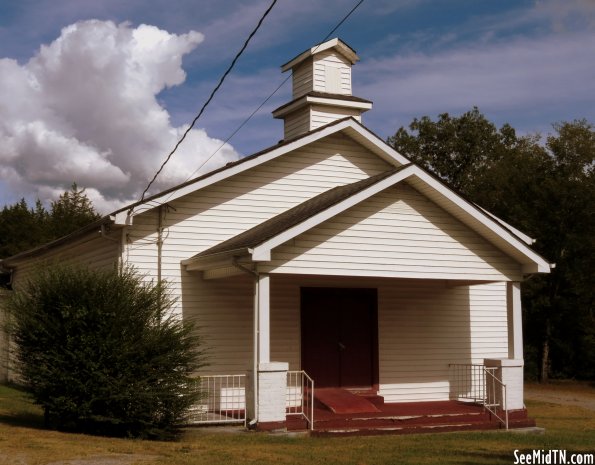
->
[0, 0, 594, 212]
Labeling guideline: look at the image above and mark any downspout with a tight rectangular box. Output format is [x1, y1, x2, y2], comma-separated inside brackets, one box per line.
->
[232, 256, 259, 427]
[157, 206, 164, 283]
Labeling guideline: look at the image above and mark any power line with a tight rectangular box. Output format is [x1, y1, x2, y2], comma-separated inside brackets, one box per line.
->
[158, 0, 366, 202]
[134, 0, 278, 209]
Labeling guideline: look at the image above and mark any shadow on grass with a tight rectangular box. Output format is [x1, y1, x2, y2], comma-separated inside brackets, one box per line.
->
[0, 383, 46, 430]
[0, 410, 46, 429]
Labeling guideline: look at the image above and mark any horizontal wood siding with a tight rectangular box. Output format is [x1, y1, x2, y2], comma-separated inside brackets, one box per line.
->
[125, 134, 392, 316]
[284, 108, 311, 140]
[310, 105, 362, 130]
[182, 273, 254, 376]
[292, 60, 313, 99]
[313, 51, 351, 94]
[11, 230, 120, 290]
[378, 281, 508, 402]
[266, 275, 508, 403]
[262, 184, 523, 281]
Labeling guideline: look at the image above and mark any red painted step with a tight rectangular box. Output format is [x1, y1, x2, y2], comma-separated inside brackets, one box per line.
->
[315, 388, 380, 414]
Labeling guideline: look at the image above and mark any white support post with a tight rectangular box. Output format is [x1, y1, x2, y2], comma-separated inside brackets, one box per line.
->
[507, 282, 523, 360]
[258, 273, 270, 364]
[246, 273, 288, 430]
[487, 281, 525, 412]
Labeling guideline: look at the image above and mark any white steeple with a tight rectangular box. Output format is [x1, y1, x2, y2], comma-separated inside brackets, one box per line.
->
[272, 38, 372, 140]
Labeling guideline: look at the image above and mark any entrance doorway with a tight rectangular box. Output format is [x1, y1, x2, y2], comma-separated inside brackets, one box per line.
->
[301, 288, 378, 389]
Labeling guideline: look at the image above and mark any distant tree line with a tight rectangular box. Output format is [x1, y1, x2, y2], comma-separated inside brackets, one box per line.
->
[388, 108, 594, 382]
[0, 183, 100, 259]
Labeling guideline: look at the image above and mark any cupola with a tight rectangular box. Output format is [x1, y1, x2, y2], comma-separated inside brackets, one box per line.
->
[272, 38, 372, 140]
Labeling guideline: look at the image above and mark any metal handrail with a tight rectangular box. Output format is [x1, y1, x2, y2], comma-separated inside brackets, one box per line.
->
[483, 367, 508, 429]
[449, 363, 508, 429]
[287, 370, 315, 430]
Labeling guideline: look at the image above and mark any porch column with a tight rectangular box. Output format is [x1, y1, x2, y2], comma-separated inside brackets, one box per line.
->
[507, 282, 523, 360]
[246, 273, 288, 430]
[485, 281, 524, 411]
[258, 273, 270, 363]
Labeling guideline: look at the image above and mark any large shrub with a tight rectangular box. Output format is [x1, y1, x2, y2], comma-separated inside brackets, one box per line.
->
[7, 265, 205, 439]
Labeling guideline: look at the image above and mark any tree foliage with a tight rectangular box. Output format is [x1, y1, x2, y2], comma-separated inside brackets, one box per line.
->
[0, 183, 100, 259]
[390, 110, 594, 381]
[6, 265, 205, 439]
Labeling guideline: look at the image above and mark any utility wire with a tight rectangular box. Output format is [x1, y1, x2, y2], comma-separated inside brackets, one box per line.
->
[157, 0, 365, 202]
[134, 0, 278, 209]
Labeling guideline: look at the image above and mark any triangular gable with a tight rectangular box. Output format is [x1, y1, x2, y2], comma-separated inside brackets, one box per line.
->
[112, 117, 409, 224]
[184, 165, 550, 275]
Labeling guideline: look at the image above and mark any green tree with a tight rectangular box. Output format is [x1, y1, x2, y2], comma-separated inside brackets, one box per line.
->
[0, 199, 50, 258]
[49, 183, 101, 238]
[0, 183, 101, 259]
[389, 111, 595, 381]
[6, 265, 205, 438]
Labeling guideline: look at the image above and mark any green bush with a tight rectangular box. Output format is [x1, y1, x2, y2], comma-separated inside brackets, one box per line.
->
[6, 265, 205, 439]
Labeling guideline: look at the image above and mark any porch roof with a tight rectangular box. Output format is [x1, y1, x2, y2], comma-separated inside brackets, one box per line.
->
[183, 164, 552, 274]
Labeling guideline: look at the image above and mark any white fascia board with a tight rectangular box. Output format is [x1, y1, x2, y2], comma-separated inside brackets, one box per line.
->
[114, 119, 408, 224]
[342, 124, 410, 166]
[251, 166, 417, 261]
[408, 169, 551, 273]
[478, 206, 535, 245]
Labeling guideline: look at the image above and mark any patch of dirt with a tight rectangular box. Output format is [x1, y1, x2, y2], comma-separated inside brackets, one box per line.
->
[45, 454, 159, 465]
[525, 381, 595, 411]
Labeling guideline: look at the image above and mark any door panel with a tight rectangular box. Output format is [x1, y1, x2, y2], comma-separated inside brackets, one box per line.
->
[301, 288, 377, 388]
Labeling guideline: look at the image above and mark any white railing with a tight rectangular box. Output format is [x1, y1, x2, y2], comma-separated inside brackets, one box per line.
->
[187, 374, 246, 425]
[287, 370, 314, 430]
[484, 367, 508, 429]
[449, 364, 508, 429]
[449, 363, 487, 402]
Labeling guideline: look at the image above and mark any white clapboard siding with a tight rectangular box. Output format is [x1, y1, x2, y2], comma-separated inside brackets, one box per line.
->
[292, 59, 314, 99]
[262, 183, 523, 281]
[378, 281, 508, 403]
[248, 275, 509, 403]
[126, 134, 391, 269]
[182, 273, 253, 376]
[125, 133, 392, 316]
[284, 108, 312, 140]
[11, 230, 120, 290]
[310, 105, 362, 131]
[312, 50, 352, 94]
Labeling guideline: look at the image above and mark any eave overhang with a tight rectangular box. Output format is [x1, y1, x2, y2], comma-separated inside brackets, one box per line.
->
[272, 94, 372, 119]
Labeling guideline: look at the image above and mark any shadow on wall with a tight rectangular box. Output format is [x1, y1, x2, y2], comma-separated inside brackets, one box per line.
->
[377, 280, 474, 403]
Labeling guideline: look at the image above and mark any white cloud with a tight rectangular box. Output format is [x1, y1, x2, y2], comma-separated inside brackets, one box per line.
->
[0, 20, 239, 213]
[358, 31, 595, 137]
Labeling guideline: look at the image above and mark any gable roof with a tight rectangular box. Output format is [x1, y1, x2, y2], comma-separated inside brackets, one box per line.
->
[281, 38, 358, 72]
[112, 117, 410, 224]
[183, 164, 551, 273]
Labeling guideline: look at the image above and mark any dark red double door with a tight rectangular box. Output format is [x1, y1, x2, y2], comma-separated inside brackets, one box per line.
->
[301, 288, 378, 389]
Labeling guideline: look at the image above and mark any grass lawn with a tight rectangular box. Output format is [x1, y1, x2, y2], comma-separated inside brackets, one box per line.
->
[0, 383, 593, 465]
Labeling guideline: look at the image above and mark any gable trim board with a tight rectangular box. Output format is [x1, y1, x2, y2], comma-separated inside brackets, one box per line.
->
[184, 165, 550, 275]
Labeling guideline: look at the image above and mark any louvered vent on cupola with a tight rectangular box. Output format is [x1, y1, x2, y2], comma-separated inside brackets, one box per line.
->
[272, 38, 373, 140]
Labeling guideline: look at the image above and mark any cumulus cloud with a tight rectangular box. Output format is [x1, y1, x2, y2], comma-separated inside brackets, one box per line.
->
[0, 20, 239, 213]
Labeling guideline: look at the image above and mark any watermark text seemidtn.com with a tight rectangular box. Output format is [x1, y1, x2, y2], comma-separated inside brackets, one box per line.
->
[514, 450, 594, 465]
